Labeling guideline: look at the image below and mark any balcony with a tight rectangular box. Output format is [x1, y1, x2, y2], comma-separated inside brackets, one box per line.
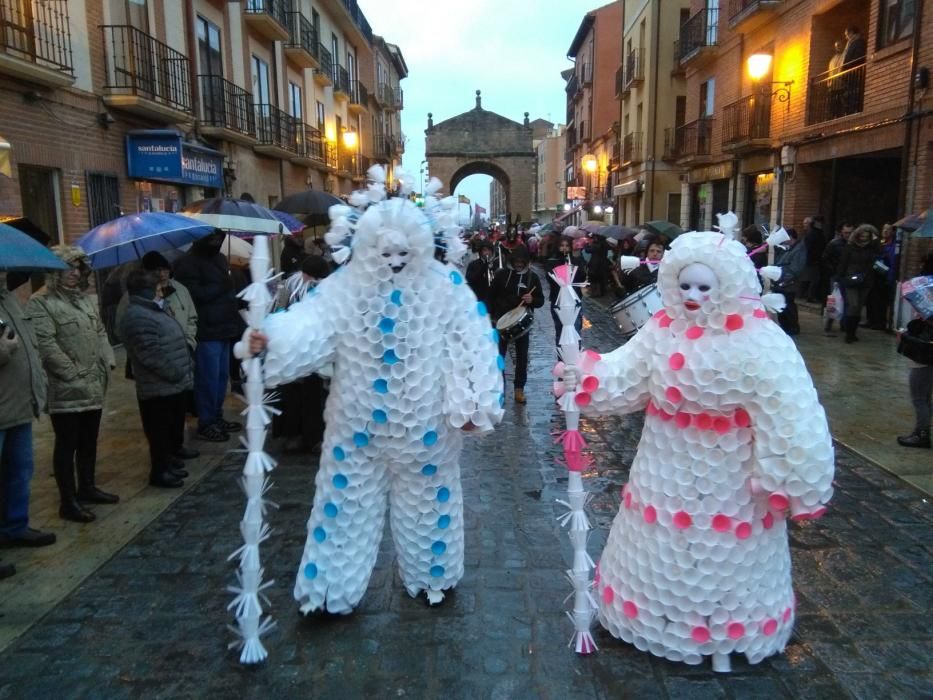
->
[199, 75, 256, 145]
[291, 122, 330, 170]
[565, 73, 579, 98]
[728, 0, 782, 32]
[678, 8, 719, 68]
[254, 104, 298, 159]
[242, 0, 289, 42]
[348, 80, 368, 115]
[722, 93, 771, 152]
[373, 134, 401, 162]
[579, 62, 592, 85]
[624, 49, 645, 91]
[390, 86, 403, 111]
[566, 126, 577, 150]
[0, 0, 74, 88]
[622, 132, 643, 166]
[615, 66, 624, 98]
[338, 151, 368, 180]
[675, 118, 713, 162]
[284, 12, 319, 69]
[313, 45, 333, 87]
[101, 25, 192, 122]
[663, 127, 683, 161]
[333, 65, 351, 101]
[807, 63, 865, 125]
[578, 121, 591, 144]
[610, 141, 621, 170]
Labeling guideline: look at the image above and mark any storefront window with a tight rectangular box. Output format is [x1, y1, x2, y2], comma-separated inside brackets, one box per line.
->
[745, 172, 774, 228]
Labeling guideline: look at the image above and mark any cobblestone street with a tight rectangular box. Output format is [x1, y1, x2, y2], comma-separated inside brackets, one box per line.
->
[0, 293, 931, 699]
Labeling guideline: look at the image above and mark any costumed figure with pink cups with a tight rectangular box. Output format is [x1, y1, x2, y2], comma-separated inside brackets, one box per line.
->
[555, 215, 835, 672]
[238, 166, 504, 619]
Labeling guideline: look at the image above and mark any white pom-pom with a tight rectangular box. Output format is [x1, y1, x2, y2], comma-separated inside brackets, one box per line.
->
[348, 191, 368, 207]
[395, 170, 414, 195]
[331, 246, 351, 264]
[328, 204, 351, 221]
[619, 256, 640, 271]
[367, 163, 386, 184]
[761, 293, 786, 313]
[759, 266, 783, 282]
[716, 211, 739, 238]
[767, 227, 790, 249]
[324, 229, 346, 246]
[426, 177, 443, 197]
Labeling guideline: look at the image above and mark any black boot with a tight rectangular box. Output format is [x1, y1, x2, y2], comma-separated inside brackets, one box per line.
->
[844, 320, 858, 344]
[55, 458, 95, 522]
[897, 430, 931, 449]
[76, 461, 119, 505]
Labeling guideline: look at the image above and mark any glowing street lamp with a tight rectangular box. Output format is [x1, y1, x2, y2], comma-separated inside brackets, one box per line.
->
[747, 53, 773, 81]
[341, 127, 358, 150]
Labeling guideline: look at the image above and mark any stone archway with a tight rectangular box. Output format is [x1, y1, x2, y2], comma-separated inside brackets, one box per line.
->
[425, 91, 535, 223]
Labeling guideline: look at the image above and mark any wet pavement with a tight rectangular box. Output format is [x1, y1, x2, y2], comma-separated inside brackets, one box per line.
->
[0, 288, 931, 699]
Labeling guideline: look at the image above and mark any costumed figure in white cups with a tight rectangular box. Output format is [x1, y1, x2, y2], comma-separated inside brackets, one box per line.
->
[240, 167, 504, 613]
[570, 230, 834, 671]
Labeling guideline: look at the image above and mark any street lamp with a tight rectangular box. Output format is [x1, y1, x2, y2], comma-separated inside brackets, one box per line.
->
[341, 127, 358, 150]
[747, 53, 794, 109]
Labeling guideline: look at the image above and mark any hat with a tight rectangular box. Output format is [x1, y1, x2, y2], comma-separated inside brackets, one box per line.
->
[141, 251, 171, 271]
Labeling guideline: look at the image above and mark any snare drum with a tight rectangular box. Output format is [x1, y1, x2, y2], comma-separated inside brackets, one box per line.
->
[610, 284, 663, 340]
[496, 305, 534, 341]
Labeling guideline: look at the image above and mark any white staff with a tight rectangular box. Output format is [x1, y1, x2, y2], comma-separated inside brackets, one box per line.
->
[229, 233, 280, 664]
[550, 262, 600, 654]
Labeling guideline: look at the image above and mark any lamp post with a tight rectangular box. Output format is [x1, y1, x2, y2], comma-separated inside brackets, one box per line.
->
[747, 53, 793, 112]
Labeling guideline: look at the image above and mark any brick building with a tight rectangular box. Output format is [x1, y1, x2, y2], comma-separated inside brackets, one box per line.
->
[0, 0, 406, 247]
[671, 0, 930, 273]
[564, 1, 624, 223]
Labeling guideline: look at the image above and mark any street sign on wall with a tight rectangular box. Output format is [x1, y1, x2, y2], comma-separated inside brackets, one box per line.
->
[126, 131, 224, 190]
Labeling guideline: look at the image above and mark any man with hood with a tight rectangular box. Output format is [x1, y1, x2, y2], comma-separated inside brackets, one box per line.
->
[25, 246, 117, 523]
[174, 231, 242, 442]
[0, 272, 56, 561]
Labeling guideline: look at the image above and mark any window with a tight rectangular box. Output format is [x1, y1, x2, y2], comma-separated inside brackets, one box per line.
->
[311, 9, 320, 38]
[699, 79, 715, 117]
[878, 0, 915, 47]
[675, 95, 687, 128]
[316, 100, 325, 132]
[196, 16, 222, 76]
[252, 55, 270, 107]
[126, 0, 149, 32]
[289, 81, 302, 119]
[331, 33, 339, 76]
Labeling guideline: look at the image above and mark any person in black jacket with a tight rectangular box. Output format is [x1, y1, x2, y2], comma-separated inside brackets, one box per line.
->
[836, 224, 879, 344]
[118, 270, 195, 488]
[821, 222, 854, 333]
[465, 240, 495, 306]
[489, 245, 544, 404]
[173, 231, 242, 442]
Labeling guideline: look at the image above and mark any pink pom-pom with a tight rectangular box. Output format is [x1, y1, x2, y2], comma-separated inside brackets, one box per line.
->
[574, 392, 591, 407]
[581, 375, 599, 393]
[691, 626, 710, 643]
[552, 381, 566, 398]
[768, 493, 790, 511]
[579, 350, 601, 372]
[565, 452, 591, 472]
[559, 430, 587, 452]
[552, 361, 566, 378]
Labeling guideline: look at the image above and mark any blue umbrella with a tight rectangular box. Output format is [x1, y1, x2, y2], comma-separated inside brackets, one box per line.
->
[0, 223, 69, 272]
[75, 212, 216, 268]
[271, 210, 306, 233]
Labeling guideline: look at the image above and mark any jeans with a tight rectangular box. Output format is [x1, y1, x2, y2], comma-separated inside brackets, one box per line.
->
[0, 423, 34, 537]
[909, 366, 933, 432]
[139, 392, 187, 478]
[499, 333, 530, 389]
[194, 340, 231, 429]
[552, 307, 583, 348]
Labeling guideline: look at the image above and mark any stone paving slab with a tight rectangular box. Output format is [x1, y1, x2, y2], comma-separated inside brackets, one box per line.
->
[0, 291, 930, 699]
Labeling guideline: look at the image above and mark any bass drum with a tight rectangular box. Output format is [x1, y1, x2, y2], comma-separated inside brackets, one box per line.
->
[496, 305, 534, 342]
[610, 284, 663, 340]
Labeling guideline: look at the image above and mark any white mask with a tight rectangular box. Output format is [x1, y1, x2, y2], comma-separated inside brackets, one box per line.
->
[677, 263, 718, 313]
[378, 229, 411, 274]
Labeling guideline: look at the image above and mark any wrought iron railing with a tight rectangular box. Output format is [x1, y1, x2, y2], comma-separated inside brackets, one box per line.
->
[316, 44, 333, 80]
[340, 0, 373, 44]
[567, 126, 577, 149]
[565, 72, 579, 96]
[622, 132, 643, 164]
[392, 86, 403, 110]
[675, 118, 713, 158]
[807, 63, 865, 124]
[729, 0, 780, 22]
[255, 103, 298, 154]
[625, 49, 645, 88]
[615, 66, 624, 96]
[663, 127, 684, 159]
[295, 121, 325, 162]
[101, 25, 192, 113]
[0, 0, 73, 74]
[244, 0, 288, 28]
[199, 74, 255, 136]
[349, 79, 367, 107]
[334, 64, 350, 94]
[285, 11, 317, 58]
[678, 8, 719, 60]
[722, 93, 771, 145]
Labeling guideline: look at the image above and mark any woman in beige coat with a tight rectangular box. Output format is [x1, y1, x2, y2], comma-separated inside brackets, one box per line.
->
[25, 246, 117, 522]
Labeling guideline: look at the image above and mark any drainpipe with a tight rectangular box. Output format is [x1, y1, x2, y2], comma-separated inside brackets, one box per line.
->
[647, 0, 662, 220]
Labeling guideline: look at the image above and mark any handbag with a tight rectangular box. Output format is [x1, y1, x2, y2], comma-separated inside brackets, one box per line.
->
[897, 320, 933, 365]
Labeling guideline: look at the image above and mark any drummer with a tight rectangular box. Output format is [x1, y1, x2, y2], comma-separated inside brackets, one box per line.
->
[618, 237, 665, 296]
[489, 245, 544, 405]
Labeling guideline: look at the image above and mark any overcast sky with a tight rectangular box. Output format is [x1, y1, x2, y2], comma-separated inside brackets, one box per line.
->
[359, 0, 604, 213]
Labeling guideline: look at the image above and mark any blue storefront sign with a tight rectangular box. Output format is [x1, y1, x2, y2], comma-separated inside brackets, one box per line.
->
[126, 130, 224, 190]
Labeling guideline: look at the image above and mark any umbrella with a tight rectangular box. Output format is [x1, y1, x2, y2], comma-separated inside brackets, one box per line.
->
[600, 225, 638, 241]
[181, 235, 253, 259]
[564, 225, 586, 239]
[271, 210, 306, 234]
[274, 189, 342, 226]
[642, 220, 683, 240]
[0, 217, 54, 290]
[182, 198, 286, 235]
[75, 212, 216, 268]
[0, 222, 68, 272]
[582, 221, 606, 234]
[915, 210, 933, 238]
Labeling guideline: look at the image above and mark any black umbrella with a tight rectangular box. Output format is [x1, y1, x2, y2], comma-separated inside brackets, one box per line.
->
[274, 189, 342, 226]
[0, 216, 53, 290]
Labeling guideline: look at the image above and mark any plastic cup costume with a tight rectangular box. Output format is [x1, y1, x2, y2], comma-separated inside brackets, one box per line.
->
[253, 169, 504, 613]
[581, 231, 834, 668]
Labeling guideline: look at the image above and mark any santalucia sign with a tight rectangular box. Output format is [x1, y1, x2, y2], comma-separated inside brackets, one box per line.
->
[126, 130, 224, 190]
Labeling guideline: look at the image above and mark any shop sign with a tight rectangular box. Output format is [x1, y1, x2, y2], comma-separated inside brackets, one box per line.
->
[126, 130, 223, 189]
[613, 179, 641, 197]
[687, 161, 733, 184]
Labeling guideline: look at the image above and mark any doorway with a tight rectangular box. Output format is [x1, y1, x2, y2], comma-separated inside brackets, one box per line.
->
[18, 164, 62, 245]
